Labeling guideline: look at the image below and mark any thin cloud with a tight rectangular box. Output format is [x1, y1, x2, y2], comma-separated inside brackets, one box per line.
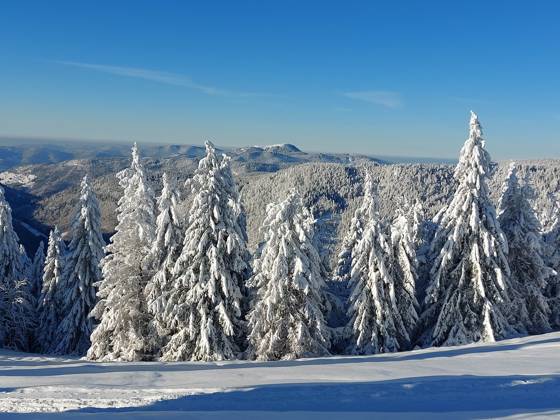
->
[343, 90, 402, 109]
[53, 60, 263, 97]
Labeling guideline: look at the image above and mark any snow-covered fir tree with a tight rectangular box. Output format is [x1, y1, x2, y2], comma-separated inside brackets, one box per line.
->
[498, 163, 554, 334]
[545, 196, 560, 328]
[52, 175, 104, 355]
[36, 226, 66, 353]
[421, 112, 514, 347]
[247, 191, 331, 360]
[346, 179, 410, 354]
[30, 241, 45, 300]
[389, 200, 422, 342]
[155, 141, 251, 361]
[88, 143, 156, 361]
[0, 186, 36, 351]
[144, 172, 183, 349]
[333, 171, 377, 283]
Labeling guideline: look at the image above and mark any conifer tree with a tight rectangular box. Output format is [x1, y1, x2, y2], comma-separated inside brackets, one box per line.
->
[0, 186, 35, 351]
[346, 180, 410, 354]
[88, 143, 157, 361]
[421, 112, 514, 347]
[30, 241, 45, 300]
[156, 141, 251, 361]
[247, 191, 331, 360]
[36, 226, 66, 353]
[545, 197, 560, 328]
[144, 173, 183, 348]
[389, 201, 422, 341]
[53, 175, 104, 355]
[498, 163, 553, 334]
[334, 171, 376, 283]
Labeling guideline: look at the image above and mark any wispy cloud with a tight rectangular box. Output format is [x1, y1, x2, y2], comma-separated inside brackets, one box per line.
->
[53, 60, 263, 97]
[342, 90, 402, 109]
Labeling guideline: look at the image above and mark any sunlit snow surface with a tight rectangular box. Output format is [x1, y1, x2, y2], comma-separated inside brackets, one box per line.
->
[1, 332, 559, 419]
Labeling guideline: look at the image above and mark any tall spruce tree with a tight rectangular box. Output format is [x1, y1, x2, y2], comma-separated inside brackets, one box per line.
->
[334, 171, 377, 283]
[346, 179, 410, 354]
[389, 201, 422, 342]
[30, 241, 45, 300]
[155, 141, 251, 361]
[36, 226, 66, 353]
[0, 186, 35, 351]
[53, 175, 104, 355]
[498, 163, 553, 334]
[144, 172, 183, 350]
[247, 191, 331, 360]
[88, 143, 157, 361]
[421, 112, 514, 347]
[545, 197, 560, 328]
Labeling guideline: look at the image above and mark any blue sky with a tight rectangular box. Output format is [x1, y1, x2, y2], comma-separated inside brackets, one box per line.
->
[0, 1, 559, 159]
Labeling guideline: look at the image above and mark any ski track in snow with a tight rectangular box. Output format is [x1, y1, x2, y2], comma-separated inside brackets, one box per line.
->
[0, 332, 559, 419]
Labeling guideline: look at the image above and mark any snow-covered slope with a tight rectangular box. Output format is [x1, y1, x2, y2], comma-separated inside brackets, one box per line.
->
[1, 332, 559, 418]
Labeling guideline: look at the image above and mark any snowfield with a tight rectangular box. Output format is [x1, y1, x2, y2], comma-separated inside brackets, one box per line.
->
[1, 332, 559, 419]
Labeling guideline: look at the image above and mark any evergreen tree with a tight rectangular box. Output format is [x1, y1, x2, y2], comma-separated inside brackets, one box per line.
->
[0, 186, 35, 351]
[53, 175, 104, 355]
[144, 173, 183, 350]
[247, 191, 331, 360]
[545, 196, 560, 328]
[30, 241, 45, 300]
[36, 226, 66, 353]
[389, 200, 422, 341]
[346, 180, 410, 354]
[421, 112, 514, 347]
[334, 171, 376, 283]
[498, 163, 553, 334]
[156, 141, 251, 361]
[88, 143, 157, 361]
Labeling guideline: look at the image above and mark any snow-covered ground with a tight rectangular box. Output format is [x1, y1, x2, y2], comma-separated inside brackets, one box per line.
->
[1, 332, 559, 419]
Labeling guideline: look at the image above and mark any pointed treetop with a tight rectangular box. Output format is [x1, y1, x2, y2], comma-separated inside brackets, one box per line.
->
[131, 142, 140, 166]
[79, 174, 95, 202]
[506, 161, 518, 182]
[205, 140, 216, 152]
[51, 225, 61, 240]
[469, 110, 483, 139]
[454, 111, 492, 181]
[363, 171, 375, 197]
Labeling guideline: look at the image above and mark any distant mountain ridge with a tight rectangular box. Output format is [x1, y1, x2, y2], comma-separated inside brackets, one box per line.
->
[0, 137, 455, 171]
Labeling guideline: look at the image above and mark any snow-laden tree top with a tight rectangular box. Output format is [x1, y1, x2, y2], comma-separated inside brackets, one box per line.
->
[424, 112, 514, 347]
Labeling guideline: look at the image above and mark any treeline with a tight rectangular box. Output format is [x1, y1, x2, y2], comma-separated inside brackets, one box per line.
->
[0, 112, 559, 360]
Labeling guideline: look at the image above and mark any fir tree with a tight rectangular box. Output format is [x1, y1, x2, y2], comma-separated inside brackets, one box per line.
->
[346, 180, 410, 354]
[498, 163, 553, 334]
[0, 186, 35, 351]
[36, 226, 66, 353]
[53, 175, 104, 355]
[334, 171, 377, 283]
[30, 241, 45, 300]
[421, 112, 514, 347]
[144, 172, 183, 350]
[88, 143, 157, 361]
[247, 191, 331, 360]
[545, 196, 560, 328]
[156, 141, 251, 361]
[389, 200, 422, 342]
